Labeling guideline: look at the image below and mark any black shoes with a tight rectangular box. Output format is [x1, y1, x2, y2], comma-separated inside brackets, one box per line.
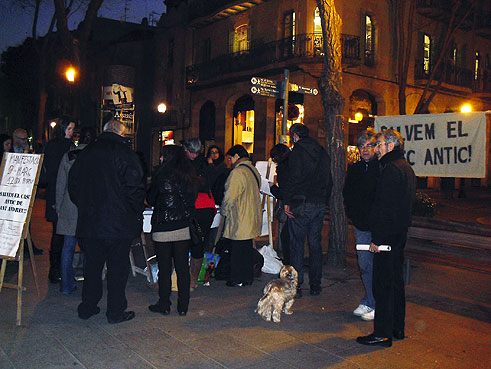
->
[295, 288, 303, 298]
[148, 304, 170, 315]
[356, 333, 392, 347]
[78, 306, 101, 320]
[393, 330, 405, 340]
[48, 271, 61, 284]
[107, 311, 135, 324]
[178, 311, 187, 316]
[310, 285, 321, 296]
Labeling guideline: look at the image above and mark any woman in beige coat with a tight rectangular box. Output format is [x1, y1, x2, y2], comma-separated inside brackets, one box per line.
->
[221, 145, 262, 287]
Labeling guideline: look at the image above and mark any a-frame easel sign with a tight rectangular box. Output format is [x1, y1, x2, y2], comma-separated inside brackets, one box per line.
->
[0, 152, 43, 326]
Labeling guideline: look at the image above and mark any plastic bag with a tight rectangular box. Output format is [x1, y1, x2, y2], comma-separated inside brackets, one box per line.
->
[258, 244, 284, 274]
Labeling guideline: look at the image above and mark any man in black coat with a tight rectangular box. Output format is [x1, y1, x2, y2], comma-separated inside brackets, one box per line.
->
[343, 129, 380, 321]
[68, 119, 145, 324]
[284, 123, 332, 297]
[357, 129, 416, 347]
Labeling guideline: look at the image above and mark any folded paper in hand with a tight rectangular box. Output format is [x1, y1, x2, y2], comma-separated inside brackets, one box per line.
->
[356, 244, 391, 251]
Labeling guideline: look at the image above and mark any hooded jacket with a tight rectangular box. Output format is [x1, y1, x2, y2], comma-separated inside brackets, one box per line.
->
[284, 136, 332, 205]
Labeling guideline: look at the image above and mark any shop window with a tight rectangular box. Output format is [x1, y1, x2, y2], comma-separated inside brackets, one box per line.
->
[423, 34, 431, 75]
[364, 15, 374, 66]
[274, 92, 304, 144]
[233, 95, 255, 153]
[229, 24, 250, 54]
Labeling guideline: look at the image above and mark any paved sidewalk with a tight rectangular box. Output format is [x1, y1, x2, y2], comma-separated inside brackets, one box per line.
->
[0, 198, 490, 369]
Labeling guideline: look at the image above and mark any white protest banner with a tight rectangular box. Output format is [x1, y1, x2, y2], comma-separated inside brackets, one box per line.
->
[375, 112, 488, 178]
[0, 153, 42, 258]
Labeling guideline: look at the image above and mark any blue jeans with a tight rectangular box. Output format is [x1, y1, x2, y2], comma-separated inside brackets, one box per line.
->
[355, 227, 375, 309]
[60, 235, 77, 295]
[288, 202, 326, 287]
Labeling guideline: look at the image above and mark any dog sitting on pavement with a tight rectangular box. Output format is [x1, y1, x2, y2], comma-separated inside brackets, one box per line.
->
[255, 265, 298, 323]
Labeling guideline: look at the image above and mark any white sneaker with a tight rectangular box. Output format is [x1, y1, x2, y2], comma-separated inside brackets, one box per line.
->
[353, 304, 372, 316]
[361, 309, 375, 321]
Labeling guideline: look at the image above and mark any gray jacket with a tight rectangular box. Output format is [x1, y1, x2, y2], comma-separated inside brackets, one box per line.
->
[55, 144, 87, 236]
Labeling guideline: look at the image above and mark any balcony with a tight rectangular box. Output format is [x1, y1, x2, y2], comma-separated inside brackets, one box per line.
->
[188, 0, 269, 26]
[414, 59, 491, 93]
[186, 33, 360, 86]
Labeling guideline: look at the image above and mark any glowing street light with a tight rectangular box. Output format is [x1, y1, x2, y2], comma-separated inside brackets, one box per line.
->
[354, 111, 364, 122]
[50, 121, 57, 129]
[157, 103, 167, 113]
[65, 67, 76, 83]
[460, 104, 472, 113]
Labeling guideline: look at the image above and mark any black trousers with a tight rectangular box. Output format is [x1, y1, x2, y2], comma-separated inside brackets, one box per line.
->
[190, 208, 215, 259]
[48, 219, 64, 276]
[229, 238, 254, 285]
[78, 238, 132, 321]
[373, 231, 407, 338]
[154, 240, 191, 312]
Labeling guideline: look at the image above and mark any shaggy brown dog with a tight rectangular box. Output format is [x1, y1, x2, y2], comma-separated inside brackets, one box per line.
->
[255, 265, 298, 323]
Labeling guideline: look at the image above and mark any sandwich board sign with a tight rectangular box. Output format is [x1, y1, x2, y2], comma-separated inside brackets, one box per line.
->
[0, 152, 43, 325]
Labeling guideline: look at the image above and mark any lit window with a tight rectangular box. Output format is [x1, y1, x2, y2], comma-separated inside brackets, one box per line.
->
[314, 7, 322, 34]
[236, 24, 249, 53]
[475, 51, 480, 80]
[423, 34, 431, 75]
[364, 15, 374, 66]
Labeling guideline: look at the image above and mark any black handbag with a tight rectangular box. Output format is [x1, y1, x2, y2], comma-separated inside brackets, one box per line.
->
[189, 217, 204, 245]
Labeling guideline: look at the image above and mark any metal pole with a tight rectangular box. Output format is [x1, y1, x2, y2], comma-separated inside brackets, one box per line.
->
[280, 69, 290, 144]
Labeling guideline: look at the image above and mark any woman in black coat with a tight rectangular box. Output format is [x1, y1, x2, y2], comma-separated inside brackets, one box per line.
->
[269, 144, 291, 265]
[147, 145, 198, 316]
[42, 117, 76, 283]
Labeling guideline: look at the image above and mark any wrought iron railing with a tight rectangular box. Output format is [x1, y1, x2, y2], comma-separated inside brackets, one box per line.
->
[414, 59, 491, 92]
[186, 33, 360, 85]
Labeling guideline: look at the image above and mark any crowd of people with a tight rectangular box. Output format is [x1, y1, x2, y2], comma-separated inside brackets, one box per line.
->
[2, 120, 416, 348]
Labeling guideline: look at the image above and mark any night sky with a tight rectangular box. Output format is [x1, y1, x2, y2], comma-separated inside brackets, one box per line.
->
[0, 0, 167, 55]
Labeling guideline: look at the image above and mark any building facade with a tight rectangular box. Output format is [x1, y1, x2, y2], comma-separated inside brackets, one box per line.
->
[152, 0, 491, 184]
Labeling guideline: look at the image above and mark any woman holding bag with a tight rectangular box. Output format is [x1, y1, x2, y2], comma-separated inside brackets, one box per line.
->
[147, 145, 198, 316]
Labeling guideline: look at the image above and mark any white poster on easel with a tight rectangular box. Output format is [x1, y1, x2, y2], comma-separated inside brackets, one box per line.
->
[0, 153, 42, 258]
[255, 161, 277, 237]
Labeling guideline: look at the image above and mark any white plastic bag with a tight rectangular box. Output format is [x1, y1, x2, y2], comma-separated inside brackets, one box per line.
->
[258, 244, 284, 274]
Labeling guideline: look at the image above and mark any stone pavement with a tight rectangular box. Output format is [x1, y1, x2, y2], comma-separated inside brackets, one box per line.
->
[0, 197, 490, 369]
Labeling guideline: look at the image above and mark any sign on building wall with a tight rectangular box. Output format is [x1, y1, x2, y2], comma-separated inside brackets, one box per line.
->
[0, 153, 42, 258]
[375, 112, 488, 178]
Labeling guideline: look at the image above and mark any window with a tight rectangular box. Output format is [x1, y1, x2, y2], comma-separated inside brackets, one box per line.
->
[364, 15, 374, 66]
[475, 51, 480, 80]
[314, 7, 323, 56]
[423, 34, 431, 75]
[452, 46, 457, 66]
[168, 39, 174, 67]
[283, 10, 296, 56]
[203, 38, 211, 62]
[229, 24, 250, 54]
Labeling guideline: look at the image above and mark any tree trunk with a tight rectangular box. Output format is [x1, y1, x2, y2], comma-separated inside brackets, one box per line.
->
[315, 0, 347, 267]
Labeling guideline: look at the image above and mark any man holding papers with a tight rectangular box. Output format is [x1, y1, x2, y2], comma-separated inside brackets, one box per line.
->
[357, 129, 416, 347]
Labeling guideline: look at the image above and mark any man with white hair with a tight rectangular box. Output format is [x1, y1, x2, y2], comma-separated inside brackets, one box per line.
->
[68, 119, 145, 324]
[357, 129, 416, 347]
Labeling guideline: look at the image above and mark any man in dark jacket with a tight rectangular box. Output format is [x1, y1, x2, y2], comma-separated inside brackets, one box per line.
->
[357, 129, 416, 347]
[284, 123, 332, 297]
[68, 119, 145, 324]
[343, 129, 380, 321]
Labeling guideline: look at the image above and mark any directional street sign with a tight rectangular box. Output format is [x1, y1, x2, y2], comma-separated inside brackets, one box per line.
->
[251, 77, 280, 89]
[250, 85, 280, 98]
[289, 83, 318, 96]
